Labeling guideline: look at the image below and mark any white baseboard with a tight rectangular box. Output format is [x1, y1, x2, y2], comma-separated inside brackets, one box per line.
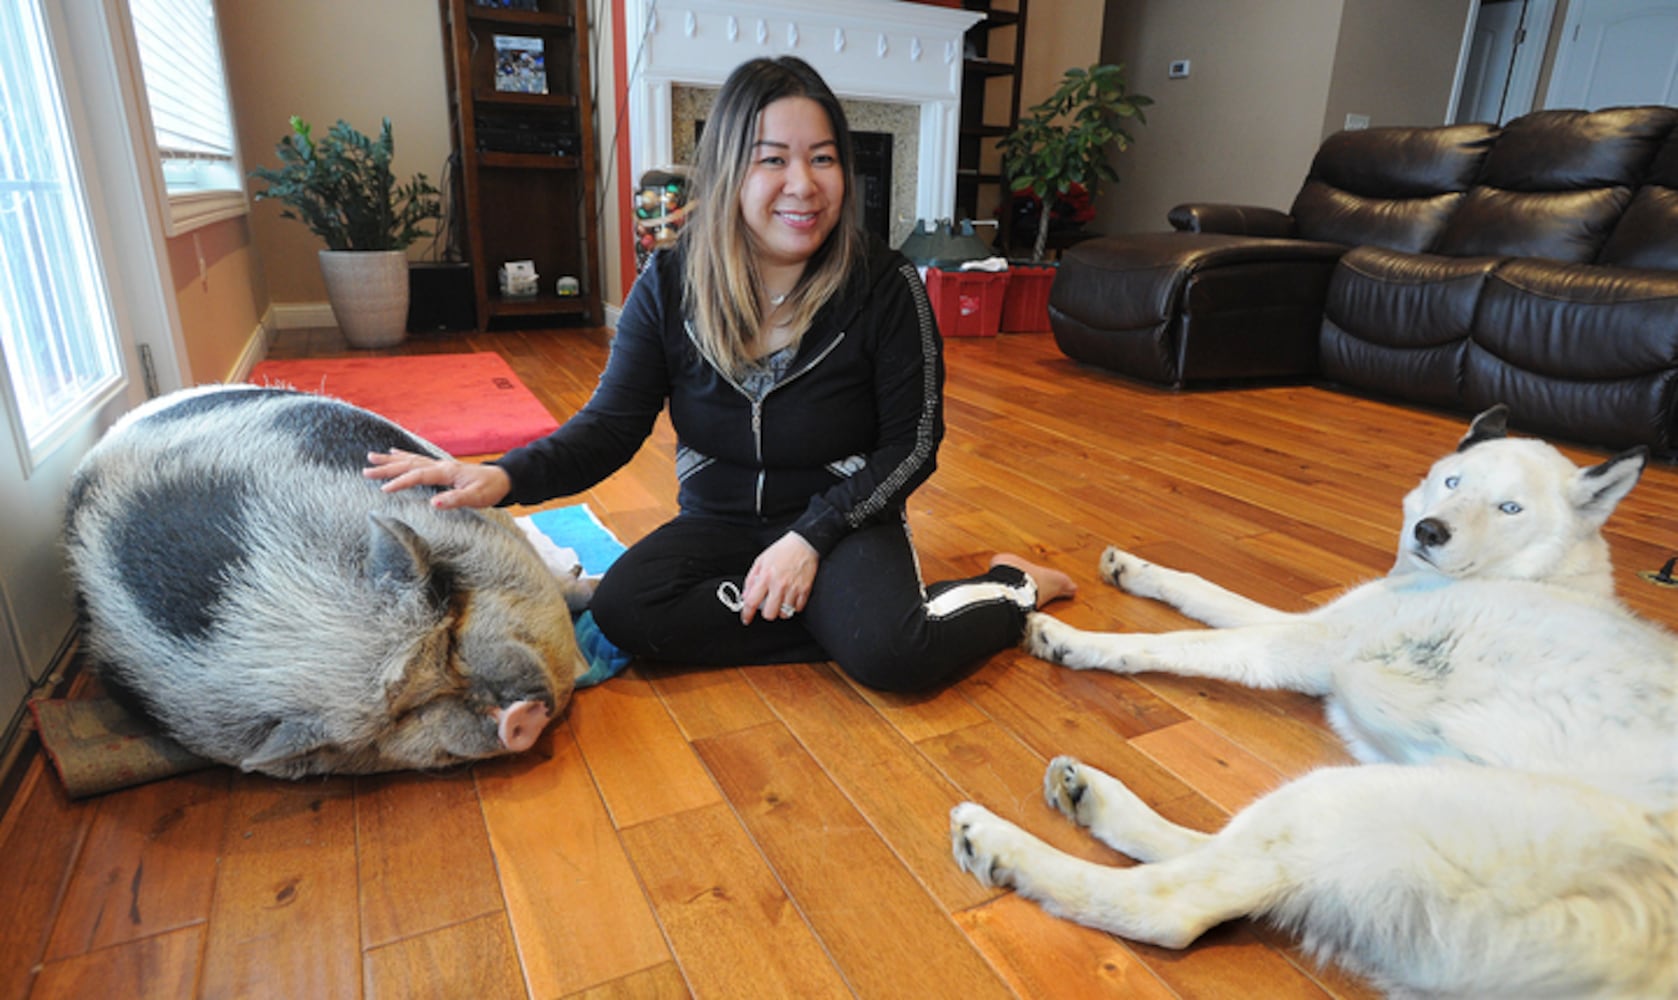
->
[271, 302, 337, 330]
[228, 313, 277, 382]
[603, 301, 622, 331]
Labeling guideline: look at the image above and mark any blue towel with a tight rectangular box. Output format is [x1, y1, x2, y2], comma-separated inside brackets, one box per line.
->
[518, 504, 632, 687]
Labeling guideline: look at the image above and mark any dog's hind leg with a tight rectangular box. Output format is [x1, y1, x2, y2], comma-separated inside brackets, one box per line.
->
[1042, 755, 1211, 861]
[1101, 547, 1296, 628]
[1023, 614, 1335, 695]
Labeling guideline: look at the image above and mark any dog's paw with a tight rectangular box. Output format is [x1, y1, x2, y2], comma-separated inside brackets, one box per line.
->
[1100, 546, 1149, 591]
[1043, 755, 1098, 827]
[951, 802, 1025, 889]
[1022, 612, 1079, 665]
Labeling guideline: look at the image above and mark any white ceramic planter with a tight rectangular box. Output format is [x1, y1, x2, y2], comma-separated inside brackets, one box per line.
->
[318, 249, 410, 348]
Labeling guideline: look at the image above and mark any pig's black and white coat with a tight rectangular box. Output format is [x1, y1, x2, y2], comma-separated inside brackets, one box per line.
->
[65, 385, 587, 777]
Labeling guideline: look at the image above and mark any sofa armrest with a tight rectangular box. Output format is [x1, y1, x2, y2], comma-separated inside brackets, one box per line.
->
[1168, 203, 1297, 237]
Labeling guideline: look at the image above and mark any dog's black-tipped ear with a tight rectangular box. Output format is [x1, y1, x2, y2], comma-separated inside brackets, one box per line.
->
[1571, 446, 1648, 525]
[1457, 405, 1510, 452]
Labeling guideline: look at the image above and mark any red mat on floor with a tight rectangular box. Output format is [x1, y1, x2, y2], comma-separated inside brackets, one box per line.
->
[248, 352, 559, 456]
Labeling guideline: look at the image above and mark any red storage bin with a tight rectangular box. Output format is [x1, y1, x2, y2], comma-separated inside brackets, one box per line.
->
[924, 267, 1007, 338]
[1001, 263, 1057, 333]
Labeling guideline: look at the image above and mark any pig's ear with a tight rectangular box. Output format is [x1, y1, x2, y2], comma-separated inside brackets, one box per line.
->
[240, 717, 331, 775]
[367, 514, 432, 589]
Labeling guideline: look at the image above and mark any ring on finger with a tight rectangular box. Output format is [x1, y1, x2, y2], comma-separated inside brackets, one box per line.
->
[780, 603, 797, 617]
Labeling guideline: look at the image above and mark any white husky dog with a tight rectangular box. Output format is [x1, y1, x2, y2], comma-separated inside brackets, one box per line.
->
[950, 407, 1676, 999]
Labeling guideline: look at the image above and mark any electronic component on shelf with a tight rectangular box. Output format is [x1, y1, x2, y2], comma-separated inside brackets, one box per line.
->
[475, 114, 579, 156]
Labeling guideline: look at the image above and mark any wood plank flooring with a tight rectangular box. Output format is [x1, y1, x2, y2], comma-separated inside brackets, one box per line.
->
[3, 324, 1674, 999]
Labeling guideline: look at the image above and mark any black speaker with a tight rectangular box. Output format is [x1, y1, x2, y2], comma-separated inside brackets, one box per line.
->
[407, 261, 476, 332]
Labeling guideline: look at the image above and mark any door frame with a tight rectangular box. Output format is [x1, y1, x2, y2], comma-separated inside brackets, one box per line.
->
[1449, 0, 1559, 123]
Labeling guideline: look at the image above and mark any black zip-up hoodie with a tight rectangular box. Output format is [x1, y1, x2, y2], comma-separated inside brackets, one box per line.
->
[492, 233, 945, 557]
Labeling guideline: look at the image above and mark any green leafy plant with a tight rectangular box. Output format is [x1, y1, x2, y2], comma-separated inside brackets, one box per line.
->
[249, 117, 441, 251]
[998, 64, 1151, 261]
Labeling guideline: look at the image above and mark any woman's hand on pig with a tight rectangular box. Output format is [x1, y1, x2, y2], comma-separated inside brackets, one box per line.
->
[363, 449, 511, 510]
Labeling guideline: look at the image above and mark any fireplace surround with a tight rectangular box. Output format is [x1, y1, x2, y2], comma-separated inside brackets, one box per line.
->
[622, 0, 981, 247]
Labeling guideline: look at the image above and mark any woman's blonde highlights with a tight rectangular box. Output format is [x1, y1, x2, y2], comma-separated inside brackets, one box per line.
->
[682, 57, 865, 377]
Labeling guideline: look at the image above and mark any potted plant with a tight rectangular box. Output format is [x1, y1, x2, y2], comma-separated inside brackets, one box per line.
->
[994, 64, 1150, 333]
[250, 117, 442, 348]
[998, 63, 1151, 263]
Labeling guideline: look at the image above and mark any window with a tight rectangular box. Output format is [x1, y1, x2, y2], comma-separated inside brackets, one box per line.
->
[0, 0, 124, 465]
[125, 0, 245, 233]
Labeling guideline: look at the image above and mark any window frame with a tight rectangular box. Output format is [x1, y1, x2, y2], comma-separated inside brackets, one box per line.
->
[115, 0, 247, 236]
[0, 0, 132, 472]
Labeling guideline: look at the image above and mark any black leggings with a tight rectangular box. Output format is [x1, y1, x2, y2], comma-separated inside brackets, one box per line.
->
[588, 512, 1036, 692]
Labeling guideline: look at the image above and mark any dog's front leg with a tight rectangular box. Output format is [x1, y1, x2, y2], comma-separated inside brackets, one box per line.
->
[1023, 614, 1334, 695]
[1101, 547, 1296, 628]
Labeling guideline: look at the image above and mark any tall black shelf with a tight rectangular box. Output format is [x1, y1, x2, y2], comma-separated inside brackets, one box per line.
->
[439, 0, 602, 327]
[956, 0, 1027, 251]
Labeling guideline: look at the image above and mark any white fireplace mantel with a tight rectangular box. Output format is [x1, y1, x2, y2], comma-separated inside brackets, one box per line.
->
[623, 0, 982, 226]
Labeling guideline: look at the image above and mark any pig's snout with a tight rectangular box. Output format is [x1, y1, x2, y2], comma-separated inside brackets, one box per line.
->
[495, 699, 552, 752]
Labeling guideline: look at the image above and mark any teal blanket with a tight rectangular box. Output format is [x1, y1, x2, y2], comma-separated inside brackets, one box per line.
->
[517, 504, 632, 687]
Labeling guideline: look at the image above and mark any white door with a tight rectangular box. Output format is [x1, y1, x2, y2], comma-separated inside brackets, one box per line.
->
[1457, 0, 1527, 123]
[1453, 0, 1559, 123]
[1546, 0, 1678, 107]
[0, 0, 185, 741]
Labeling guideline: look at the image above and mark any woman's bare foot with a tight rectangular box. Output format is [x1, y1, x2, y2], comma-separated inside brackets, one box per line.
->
[990, 553, 1077, 608]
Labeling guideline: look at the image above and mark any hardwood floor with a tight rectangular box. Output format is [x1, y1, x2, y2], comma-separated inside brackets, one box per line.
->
[3, 325, 1674, 999]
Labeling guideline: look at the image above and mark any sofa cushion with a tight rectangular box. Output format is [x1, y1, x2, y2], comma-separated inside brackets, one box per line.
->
[1600, 130, 1678, 269]
[1433, 187, 1633, 261]
[1434, 107, 1678, 261]
[1464, 258, 1678, 451]
[1289, 124, 1497, 252]
[1318, 246, 1503, 408]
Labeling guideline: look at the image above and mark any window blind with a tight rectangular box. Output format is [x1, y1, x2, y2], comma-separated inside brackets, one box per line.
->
[128, 0, 235, 165]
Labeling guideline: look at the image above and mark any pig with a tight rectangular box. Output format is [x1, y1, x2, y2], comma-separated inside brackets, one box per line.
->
[62, 384, 589, 778]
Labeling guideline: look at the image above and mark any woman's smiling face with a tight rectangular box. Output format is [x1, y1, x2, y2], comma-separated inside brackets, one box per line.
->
[738, 96, 845, 270]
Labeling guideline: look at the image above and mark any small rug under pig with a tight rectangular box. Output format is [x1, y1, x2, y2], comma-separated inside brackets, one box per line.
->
[33, 503, 630, 798]
[248, 352, 560, 456]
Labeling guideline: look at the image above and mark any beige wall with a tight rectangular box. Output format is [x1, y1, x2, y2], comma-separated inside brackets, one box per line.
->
[1020, 0, 1110, 120]
[164, 217, 266, 383]
[218, 0, 454, 309]
[1322, 0, 1474, 136]
[215, 0, 632, 317]
[1096, 0, 1346, 235]
[188, 0, 1487, 340]
[1094, 0, 1479, 237]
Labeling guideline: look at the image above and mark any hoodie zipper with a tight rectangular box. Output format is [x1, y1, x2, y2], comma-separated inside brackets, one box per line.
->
[751, 333, 844, 514]
[686, 321, 847, 516]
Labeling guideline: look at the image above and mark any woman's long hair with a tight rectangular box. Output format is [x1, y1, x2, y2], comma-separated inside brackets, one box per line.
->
[681, 56, 865, 377]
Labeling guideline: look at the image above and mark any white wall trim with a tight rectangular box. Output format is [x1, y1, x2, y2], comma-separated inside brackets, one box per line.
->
[228, 314, 276, 382]
[270, 302, 338, 330]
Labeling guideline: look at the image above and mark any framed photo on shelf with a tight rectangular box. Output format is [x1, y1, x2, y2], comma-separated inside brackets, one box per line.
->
[493, 35, 547, 94]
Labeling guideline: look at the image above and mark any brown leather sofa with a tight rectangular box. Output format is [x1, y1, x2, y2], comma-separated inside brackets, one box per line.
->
[1048, 106, 1678, 452]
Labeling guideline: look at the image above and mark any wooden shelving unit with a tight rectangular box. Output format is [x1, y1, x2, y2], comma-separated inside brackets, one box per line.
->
[439, 0, 601, 327]
[956, 0, 1027, 251]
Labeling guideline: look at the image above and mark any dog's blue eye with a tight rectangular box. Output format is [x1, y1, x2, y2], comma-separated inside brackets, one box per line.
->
[1444, 476, 1460, 489]
[1499, 501, 1523, 514]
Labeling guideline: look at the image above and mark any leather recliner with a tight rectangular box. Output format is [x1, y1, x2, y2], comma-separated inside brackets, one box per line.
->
[1049, 106, 1678, 452]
